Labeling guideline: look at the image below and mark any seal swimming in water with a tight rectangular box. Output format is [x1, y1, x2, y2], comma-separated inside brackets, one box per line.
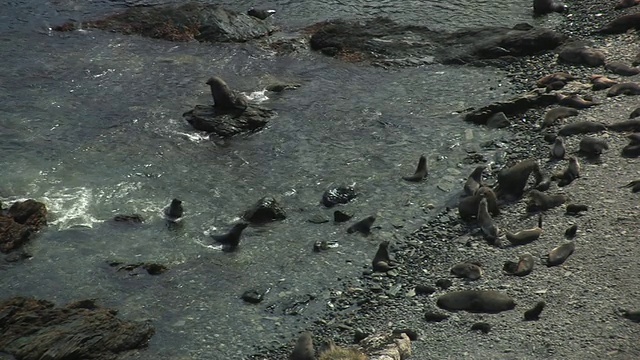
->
[372, 241, 399, 272]
[550, 136, 566, 159]
[533, 0, 567, 15]
[247, 8, 276, 20]
[542, 107, 578, 128]
[290, 332, 314, 360]
[164, 198, 183, 222]
[206, 76, 248, 111]
[463, 166, 485, 196]
[211, 223, 249, 252]
[478, 197, 499, 243]
[402, 155, 428, 182]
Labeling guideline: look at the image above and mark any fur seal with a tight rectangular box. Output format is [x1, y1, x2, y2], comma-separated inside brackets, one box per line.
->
[608, 119, 640, 132]
[542, 107, 579, 128]
[495, 159, 543, 199]
[164, 198, 183, 221]
[505, 227, 542, 246]
[247, 8, 276, 20]
[463, 166, 485, 196]
[436, 290, 515, 313]
[607, 82, 640, 97]
[565, 224, 578, 238]
[630, 108, 640, 119]
[579, 136, 609, 156]
[557, 94, 596, 109]
[547, 241, 575, 266]
[615, 0, 640, 9]
[372, 241, 398, 272]
[629, 133, 640, 144]
[591, 75, 618, 91]
[470, 322, 491, 333]
[554, 155, 581, 184]
[402, 155, 428, 182]
[533, 0, 567, 15]
[450, 262, 483, 280]
[550, 136, 566, 159]
[206, 76, 248, 111]
[333, 210, 353, 223]
[478, 197, 499, 242]
[558, 121, 606, 136]
[347, 215, 376, 235]
[536, 72, 574, 87]
[599, 13, 640, 34]
[211, 223, 249, 251]
[458, 186, 500, 220]
[619, 309, 640, 323]
[290, 332, 314, 360]
[527, 189, 568, 211]
[535, 178, 552, 191]
[503, 253, 535, 276]
[545, 81, 566, 92]
[622, 144, 640, 157]
[605, 61, 640, 76]
[524, 301, 545, 321]
[622, 179, 640, 192]
[566, 204, 588, 215]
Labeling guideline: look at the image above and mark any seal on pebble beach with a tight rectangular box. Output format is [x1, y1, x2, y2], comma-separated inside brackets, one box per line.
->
[547, 241, 575, 266]
[372, 241, 399, 272]
[463, 166, 485, 196]
[402, 155, 428, 182]
[347, 215, 377, 235]
[477, 197, 499, 242]
[290, 332, 314, 360]
[542, 106, 578, 128]
[550, 136, 566, 159]
[533, 0, 567, 15]
[527, 189, 568, 211]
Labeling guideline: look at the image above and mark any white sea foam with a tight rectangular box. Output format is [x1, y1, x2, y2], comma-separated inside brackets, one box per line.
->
[245, 90, 269, 103]
[173, 131, 210, 143]
[42, 187, 101, 229]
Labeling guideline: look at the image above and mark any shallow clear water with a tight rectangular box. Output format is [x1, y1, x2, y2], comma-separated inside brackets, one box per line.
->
[0, 0, 534, 358]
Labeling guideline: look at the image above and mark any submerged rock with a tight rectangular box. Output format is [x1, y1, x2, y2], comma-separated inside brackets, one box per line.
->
[53, 3, 276, 43]
[321, 185, 357, 208]
[243, 196, 286, 224]
[183, 104, 274, 138]
[0, 297, 154, 360]
[0, 199, 47, 254]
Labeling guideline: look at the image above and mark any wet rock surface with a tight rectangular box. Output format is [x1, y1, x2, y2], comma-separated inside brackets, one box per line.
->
[53, 3, 276, 43]
[243, 196, 287, 224]
[183, 104, 275, 138]
[0, 297, 154, 360]
[0, 199, 47, 254]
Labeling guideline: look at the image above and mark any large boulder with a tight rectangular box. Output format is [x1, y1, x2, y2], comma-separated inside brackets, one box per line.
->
[0, 199, 47, 254]
[0, 297, 154, 360]
[53, 3, 276, 43]
[243, 197, 286, 224]
[308, 18, 565, 67]
[182, 104, 275, 138]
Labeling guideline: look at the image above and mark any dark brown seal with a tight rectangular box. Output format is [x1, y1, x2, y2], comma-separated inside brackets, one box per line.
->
[558, 121, 606, 136]
[615, 0, 640, 9]
[211, 223, 249, 252]
[579, 136, 609, 156]
[600, 13, 640, 34]
[450, 262, 483, 280]
[457, 186, 499, 220]
[527, 189, 568, 211]
[547, 242, 575, 266]
[524, 301, 546, 321]
[503, 253, 535, 276]
[164, 198, 183, 221]
[290, 332, 314, 360]
[536, 72, 574, 87]
[557, 94, 596, 109]
[605, 61, 640, 76]
[566, 204, 588, 215]
[622, 179, 640, 192]
[206, 76, 248, 111]
[436, 290, 515, 313]
[478, 197, 498, 242]
[564, 224, 578, 238]
[533, 0, 567, 15]
[372, 241, 399, 272]
[590, 75, 618, 91]
[402, 155, 428, 182]
[347, 215, 376, 235]
[505, 228, 542, 246]
[630, 108, 640, 119]
[495, 159, 543, 199]
[607, 82, 640, 97]
[542, 106, 578, 128]
[463, 166, 485, 196]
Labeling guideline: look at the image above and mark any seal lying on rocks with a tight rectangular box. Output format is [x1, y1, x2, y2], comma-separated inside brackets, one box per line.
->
[552, 156, 580, 187]
[211, 223, 249, 252]
[536, 72, 574, 87]
[565, 224, 578, 238]
[163, 198, 183, 222]
[372, 241, 399, 272]
[550, 136, 566, 159]
[402, 155, 428, 182]
[458, 186, 499, 220]
[547, 241, 575, 266]
[347, 215, 376, 235]
[615, 0, 640, 9]
[607, 82, 640, 97]
[579, 136, 609, 156]
[527, 189, 568, 211]
[599, 13, 640, 34]
[524, 301, 546, 321]
[558, 121, 606, 136]
[437, 290, 515, 313]
[566, 204, 588, 215]
[591, 75, 618, 91]
[206, 76, 248, 111]
[605, 61, 640, 76]
[506, 227, 542, 246]
[463, 166, 485, 196]
[450, 262, 483, 280]
[533, 0, 567, 15]
[557, 93, 597, 109]
[478, 197, 499, 243]
[503, 253, 535, 276]
[290, 332, 314, 360]
[542, 106, 578, 128]
[630, 108, 640, 119]
[622, 179, 640, 192]
[495, 159, 543, 199]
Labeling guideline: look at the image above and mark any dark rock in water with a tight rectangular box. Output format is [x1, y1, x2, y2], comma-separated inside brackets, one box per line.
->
[265, 82, 300, 92]
[470, 322, 491, 333]
[1, 199, 47, 254]
[437, 290, 516, 313]
[112, 214, 144, 223]
[243, 197, 286, 224]
[333, 210, 353, 223]
[247, 8, 275, 20]
[486, 112, 510, 129]
[424, 311, 449, 322]
[557, 42, 606, 67]
[142, 263, 168, 275]
[241, 289, 266, 304]
[415, 285, 437, 295]
[307, 18, 564, 67]
[53, 3, 276, 43]
[321, 185, 357, 208]
[109, 261, 168, 276]
[464, 90, 558, 125]
[0, 297, 154, 359]
[435, 278, 453, 290]
[4, 250, 32, 263]
[524, 301, 545, 321]
[183, 104, 274, 138]
[547, 242, 575, 266]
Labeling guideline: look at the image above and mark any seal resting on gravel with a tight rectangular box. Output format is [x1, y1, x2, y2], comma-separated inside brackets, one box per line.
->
[206, 76, 248, 111]
[524, 301, 546, 320]
[547, 241, 575, 266]
[533, 0, 567, 15]
[557, 93, 597, 109]
[527, 189, 568, 211]
[437, 290, 515, 313]
[458, 186, 499, 220]
[605, 61, 640, 76]
[615, 0, 640, 9]
[402, 155, 428, 182]
[450, 262, 483, 280]
[566, 204, 588, 215]
[579, 136, 609, 157]
[622, 179, 640, 192]
[503, 253, 535, 276]
[591, 75, 618, 91]
[536, 72, 574, 87]
[290, 332, 314, 360]
[495, 159, 543, 199]
[542, 106, 578, 128]
[506, 227, 542, 246]
[550, 136, 566, 159]
[607, 82, 640, 97]
[478, 197, 499, 243]
[552, 156, 580, 187]
[372, 241, 399, 272]
[347, 215, 376, 235]
[463, 166, 485, 196]
[558, 121, 606, 136]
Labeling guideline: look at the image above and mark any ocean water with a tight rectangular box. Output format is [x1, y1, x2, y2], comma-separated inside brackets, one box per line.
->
[0, 0, 549, 358]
